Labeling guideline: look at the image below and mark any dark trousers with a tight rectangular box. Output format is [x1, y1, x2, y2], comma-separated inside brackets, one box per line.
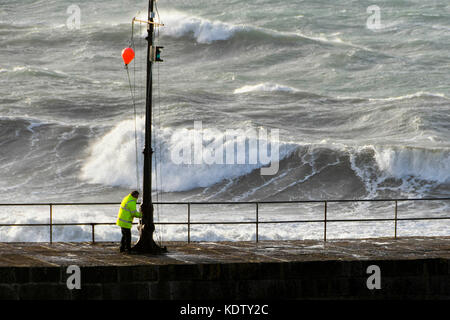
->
[120, 227, 131, 252]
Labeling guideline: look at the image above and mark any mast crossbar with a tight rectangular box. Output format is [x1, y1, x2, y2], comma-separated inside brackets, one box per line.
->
[132, 17, 164, 27]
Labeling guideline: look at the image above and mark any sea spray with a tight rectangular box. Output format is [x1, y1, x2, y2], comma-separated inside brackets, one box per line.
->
[81, 118, 292, 192]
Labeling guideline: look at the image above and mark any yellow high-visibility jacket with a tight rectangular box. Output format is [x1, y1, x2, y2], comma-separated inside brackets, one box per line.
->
[116, 193, 141, 229]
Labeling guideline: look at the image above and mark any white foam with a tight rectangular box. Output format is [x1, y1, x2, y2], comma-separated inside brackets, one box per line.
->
[373, 145, 450, 183]
[4, 65, 69, 79]
[234, 82, 299, 94]
[278, 29, 375, 52]
[346, 144, 450, 199]
[159, 11, 245, 44]
[337, 91, 449, 102]
[369, 91, 449, 102]
[80, 117, 145, 189]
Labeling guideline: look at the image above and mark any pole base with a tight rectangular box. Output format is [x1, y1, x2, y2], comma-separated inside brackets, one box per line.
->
[130, 222, 167, 255]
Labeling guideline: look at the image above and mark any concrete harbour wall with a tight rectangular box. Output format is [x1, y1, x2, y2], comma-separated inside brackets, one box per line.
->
[1, 258, 448, 300]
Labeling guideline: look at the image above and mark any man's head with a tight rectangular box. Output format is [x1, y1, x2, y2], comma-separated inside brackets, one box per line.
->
[131, 190, 139, 198]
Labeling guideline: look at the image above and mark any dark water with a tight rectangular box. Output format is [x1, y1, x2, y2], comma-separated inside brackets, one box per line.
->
[0, 0, 449, 241]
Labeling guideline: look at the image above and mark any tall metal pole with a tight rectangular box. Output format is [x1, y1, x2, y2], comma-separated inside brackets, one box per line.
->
[143, 0, 154, 219]
[132, 0, 165, 254]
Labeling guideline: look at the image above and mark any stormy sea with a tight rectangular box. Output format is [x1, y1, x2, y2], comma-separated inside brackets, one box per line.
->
[0, 0, 449, 241]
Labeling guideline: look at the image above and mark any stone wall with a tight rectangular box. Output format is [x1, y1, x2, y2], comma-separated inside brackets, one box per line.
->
[0, 258, 448, 300]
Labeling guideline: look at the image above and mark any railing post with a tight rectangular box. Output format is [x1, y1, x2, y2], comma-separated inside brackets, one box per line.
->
[187, 203, 191, 243]
[91, 224, 95, 243]
[49, 204, 53, 244]
[394, 200, 398, 239]
[324, 201, 327, 242]
[256, 203, 259, 243]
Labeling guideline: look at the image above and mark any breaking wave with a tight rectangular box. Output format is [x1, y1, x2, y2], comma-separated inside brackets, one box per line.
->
[373, 145, 450, 183]
[80, 119, 450, 199]
[157, 10, 368, 49]
[159, 11, 246, 44]
[80, 118, 294, 192]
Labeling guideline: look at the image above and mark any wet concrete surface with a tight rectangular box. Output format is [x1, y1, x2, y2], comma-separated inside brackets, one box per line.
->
[0, 237, 449, 267]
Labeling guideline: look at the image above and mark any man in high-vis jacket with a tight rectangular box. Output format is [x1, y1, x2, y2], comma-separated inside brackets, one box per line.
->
[116, 191, 142, 252]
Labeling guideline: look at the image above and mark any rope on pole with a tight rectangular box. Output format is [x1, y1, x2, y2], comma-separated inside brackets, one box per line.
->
[125, 65, 141, 193]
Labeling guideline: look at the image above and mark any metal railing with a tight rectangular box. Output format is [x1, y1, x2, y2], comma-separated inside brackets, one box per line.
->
[0, 198, 449, 243]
